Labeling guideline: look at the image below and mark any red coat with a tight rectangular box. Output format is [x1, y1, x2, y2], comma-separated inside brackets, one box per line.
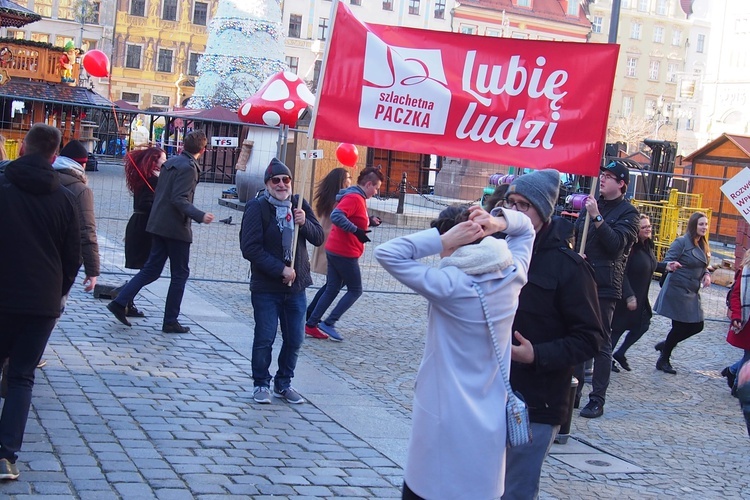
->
[728, 268, 750, 349]
[325, 191, 369, 258]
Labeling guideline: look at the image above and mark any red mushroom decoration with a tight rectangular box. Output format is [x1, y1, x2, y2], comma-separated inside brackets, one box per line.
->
[237, 71, 315, 127]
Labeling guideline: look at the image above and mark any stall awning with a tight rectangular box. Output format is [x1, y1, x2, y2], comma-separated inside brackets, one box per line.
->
[0, 79, 113, 108]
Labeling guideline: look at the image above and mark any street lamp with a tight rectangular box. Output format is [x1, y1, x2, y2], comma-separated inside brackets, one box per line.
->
[650, 95, 671, 139]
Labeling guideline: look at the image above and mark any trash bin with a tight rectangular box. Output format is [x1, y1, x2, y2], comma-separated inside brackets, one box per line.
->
[554, 376, 579, 445]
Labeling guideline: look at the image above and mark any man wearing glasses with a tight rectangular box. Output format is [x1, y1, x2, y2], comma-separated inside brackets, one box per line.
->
[240, 158, 324, 405]
[572, 161, 640, 419]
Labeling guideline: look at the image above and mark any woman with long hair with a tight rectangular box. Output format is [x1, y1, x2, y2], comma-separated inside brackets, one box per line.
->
[653, 212, 711, 374]
[305, 167, 352, 337]
[123, 146, 166, 316]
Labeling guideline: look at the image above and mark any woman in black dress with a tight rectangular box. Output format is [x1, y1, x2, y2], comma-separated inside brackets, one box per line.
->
[124, 147, 166, 316]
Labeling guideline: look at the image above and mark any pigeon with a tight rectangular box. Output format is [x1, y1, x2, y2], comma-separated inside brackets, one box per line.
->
[218, 216, 233, 225]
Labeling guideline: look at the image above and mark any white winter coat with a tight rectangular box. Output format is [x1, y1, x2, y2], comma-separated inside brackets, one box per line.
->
[374, 209, 535, 500]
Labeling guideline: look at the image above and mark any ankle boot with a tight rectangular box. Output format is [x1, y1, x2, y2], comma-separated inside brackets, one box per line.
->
[656, 354, 676, 374]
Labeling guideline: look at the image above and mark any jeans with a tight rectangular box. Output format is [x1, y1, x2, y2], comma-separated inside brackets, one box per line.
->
[502, 423, 560, 500]
[251, 291, 306, 391]
[307, 252, 363, 328]
[730, 350, 750, 392]
[736, 374, 750, 437]
[575, 298, 616, 405]
[306, 283, 327, 321]
[0, 314, 57, 463]
[114, 235, 191, 325]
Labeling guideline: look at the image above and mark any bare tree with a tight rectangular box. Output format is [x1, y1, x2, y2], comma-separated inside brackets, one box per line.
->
[607, 115, 654, 153]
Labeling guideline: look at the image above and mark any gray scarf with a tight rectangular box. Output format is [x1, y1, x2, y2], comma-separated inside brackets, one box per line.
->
[265, 191, 294, 265]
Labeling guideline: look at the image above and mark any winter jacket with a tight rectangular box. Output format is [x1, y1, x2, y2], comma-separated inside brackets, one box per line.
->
[728, 268, 750, 350]
[0, 154, 81, 317]
[326, 185, 369, 258]
[52, 156, 100, 277]
[574, 195, 639, 300]
[511, 217, 602, 425]
[375, 209, 535, 500]
[146, 151, 205, 242]
[240, 196, 324, 294]
[310, 212, 332, 275]
[653, 235, 709, 323]
[611, 238, 664, 334]
[125, 175, 158, 269]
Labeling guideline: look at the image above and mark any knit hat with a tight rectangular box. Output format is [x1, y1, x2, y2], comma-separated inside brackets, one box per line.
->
[59, 140, 88, 165]
[263, 157, 292, 183]
[507, 169, 560, 222]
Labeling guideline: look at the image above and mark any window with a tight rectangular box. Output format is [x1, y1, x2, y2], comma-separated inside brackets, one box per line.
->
[121, 92, 139, 104]
[130, 0, 145, 16]
[312, 59, 322, 92]
[511, 32, 529, 39]
[656, 0, 667, 15]
[667, 62, 679, 82]
[460, 25, 477, 35]
[622, 0, 632, 7]
[285, 56, 299, 74]
[125, 44, 142, 69]
[6, 30, 24, 39]
[318, 18, 329, 40]
[672, 29, 681, 46]
[34, 0, 52, 17]
[30, 33, 49, 43]
[626, 57, 638, 77]
[653, 26, 664, 43]
[649, 60, 660, 80]
[592, 16, 603, 34]
[517, 0, 530, 6]
[58, 0, 75, 20]
[188, 52, 201, 75]
[82, 39, 97, 51]
[163, 0, 178, 21]
[351, 0, 361, 5]
[193, 2, 208, 25]
[567, 0, 579, 16]
[152, 95, 170, 107]
[435, 0, 445, 19]
[638, 0, 649, 12]
[622, 96, 633, 117]
[85, 2, 100, 24]
[55, 36, 75, 48]
[382, 0, 393, 10]
[157, 48, 173, 72]
[486, 29, 501, 37]
[645, 99, 655, 116]
[409, 0, 419, 15]
[697, 33, 705, 53]
[288, 14, 302, 38]
[630, 22, 641, 40]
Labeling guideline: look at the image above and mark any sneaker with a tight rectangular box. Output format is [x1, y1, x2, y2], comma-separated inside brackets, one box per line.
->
[253, 386, 272, 404]
[580, 400, 604, 419]
[611, 361, 620, 373]
[107, 301, 132, 327]
[318, 322, 343, 342]
[273, 386, 305, 404]
[0, 458, 19, 480]
[162, 322, 190, 333]
[305, 324, 329, 339]
[36, 359, 47, 369]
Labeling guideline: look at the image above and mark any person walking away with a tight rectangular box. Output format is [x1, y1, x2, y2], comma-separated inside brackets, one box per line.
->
[106, 130, 214, 333]
[240, 158, 324, 404]
[123, 147, 167, 317]
[611, 214, 664, 372]
[573, 160, 639, 418]
[305, 166, 384, 342]
[725, 248, 750, 395]
[653, 212, 711, 374]
[375, 204, 535, 500]
[500, 170, 601, 500]
[0, 124, 81, 480]
[306, 167, 352, 338]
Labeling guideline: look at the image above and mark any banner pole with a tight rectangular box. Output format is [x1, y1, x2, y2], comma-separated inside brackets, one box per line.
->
[579, 147, 608, 256]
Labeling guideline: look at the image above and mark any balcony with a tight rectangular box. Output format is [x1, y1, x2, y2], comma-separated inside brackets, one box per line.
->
[0, 41, 79, 84]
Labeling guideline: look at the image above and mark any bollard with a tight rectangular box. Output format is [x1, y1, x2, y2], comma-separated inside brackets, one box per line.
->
[396, 172, 407, 214]
[554, 376, 579, 445]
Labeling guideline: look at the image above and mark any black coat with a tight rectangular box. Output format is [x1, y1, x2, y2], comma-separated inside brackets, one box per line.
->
[574, 195, 639, 300]
[611, 238, 663, 333]
[511, 217, 602, 425]
[125, 176, 158, 269]
[0, 154, 81, 317]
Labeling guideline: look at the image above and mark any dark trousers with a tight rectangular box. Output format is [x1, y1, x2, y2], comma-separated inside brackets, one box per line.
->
[575, 298, 617, 405]
[307, 252, 363, 328]
[0, 313, 57, 463]
[612, 315, 651, 358]
[306, 283, 327, 321]
[662, 320, 704, 358]
[114, 235, 191, 325]
[402, 482, 425, 500]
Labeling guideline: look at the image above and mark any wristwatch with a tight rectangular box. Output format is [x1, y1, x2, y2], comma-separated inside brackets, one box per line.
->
[593, 215, 603, 223]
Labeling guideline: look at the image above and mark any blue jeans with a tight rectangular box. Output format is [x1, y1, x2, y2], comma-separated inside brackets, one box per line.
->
[0, 314, 57, 463]
[502, 423, 560, 500]
[114, 235, 190, 325]
[307, 251, 362, 327]
[251, 291, 306, 391]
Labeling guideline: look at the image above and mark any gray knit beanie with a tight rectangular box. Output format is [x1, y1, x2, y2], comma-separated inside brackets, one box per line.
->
[264, 157, 292, 183]
[507, 169, 560, 222]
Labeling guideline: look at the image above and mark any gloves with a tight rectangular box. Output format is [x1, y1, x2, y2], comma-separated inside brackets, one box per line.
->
[369, 215, 382, 227]
[354, 228, 371, 243]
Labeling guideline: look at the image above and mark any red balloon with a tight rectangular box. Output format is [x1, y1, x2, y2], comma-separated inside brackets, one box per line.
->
[335, 143, 359, 167]
[81, 50, 109, 78]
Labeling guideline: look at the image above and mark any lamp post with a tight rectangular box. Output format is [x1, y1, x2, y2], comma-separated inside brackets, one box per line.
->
[651, 95, 671, 139]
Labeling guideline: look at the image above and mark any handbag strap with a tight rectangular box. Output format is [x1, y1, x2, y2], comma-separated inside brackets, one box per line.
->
[472, 283, 514, 397]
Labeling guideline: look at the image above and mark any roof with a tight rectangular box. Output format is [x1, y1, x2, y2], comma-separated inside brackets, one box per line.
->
[169, 106, 244, 124]
[113, 99, 140, 112]
[0, 79, 113, 108]
[0, 0, 41, 28]
[683, 133, 750, 162]
[457, 0, 592, 28]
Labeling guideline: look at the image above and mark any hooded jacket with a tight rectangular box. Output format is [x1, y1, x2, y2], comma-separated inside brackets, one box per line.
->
[326, 185, 369, 258]
[52, 156, 100, 277]
[0, 154, 81, 317]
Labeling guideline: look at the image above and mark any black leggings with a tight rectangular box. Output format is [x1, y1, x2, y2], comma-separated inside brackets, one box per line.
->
[663, 320, 704, 357]
[402, 482, 425, 500]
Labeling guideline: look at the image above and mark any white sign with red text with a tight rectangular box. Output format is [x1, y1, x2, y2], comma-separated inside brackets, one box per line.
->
[721, 167, 750, 223]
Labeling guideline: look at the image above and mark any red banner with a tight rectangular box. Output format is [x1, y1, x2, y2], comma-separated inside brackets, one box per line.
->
[314, 2, 619, 176]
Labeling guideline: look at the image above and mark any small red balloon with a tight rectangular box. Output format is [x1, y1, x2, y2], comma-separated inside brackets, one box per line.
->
[335, 143, 359, 167]
[81, 49, 109, 78]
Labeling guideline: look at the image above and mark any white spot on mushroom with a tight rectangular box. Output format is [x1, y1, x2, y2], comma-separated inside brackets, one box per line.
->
[284, 100, 294, 110]
[262, 80, 290, 101]
[263, 111, 281, 126]
[240, 102, 252, 116]
[296, 83, 316, 106]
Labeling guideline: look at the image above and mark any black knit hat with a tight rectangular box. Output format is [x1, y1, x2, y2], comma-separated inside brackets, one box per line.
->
[264, 157, 292, 183]
[59, 140, 88, 164]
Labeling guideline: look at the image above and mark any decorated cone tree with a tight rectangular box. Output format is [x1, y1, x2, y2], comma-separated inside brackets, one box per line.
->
[188, 0, 287, 110]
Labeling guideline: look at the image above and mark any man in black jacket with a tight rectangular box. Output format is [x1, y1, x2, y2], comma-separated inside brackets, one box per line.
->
[573, 161, 640, 419]
[501, 169, 602, 500]
[0, 124, 81, 480]
[107, 129, 214, 333]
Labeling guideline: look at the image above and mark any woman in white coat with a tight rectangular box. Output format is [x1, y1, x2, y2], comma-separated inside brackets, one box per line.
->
[375, 205, 535, 500]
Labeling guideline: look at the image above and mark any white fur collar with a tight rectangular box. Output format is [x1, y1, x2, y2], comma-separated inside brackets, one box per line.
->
[439, 237, 514, 275]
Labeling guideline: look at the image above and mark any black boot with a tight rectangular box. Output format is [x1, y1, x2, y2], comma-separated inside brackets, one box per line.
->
[656, 354, 676, 374]
[654, 341, 665, 352]
[126, 301, 145, 318]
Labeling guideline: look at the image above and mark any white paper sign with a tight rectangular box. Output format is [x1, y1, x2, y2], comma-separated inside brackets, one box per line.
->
[299, 149, 324, 160]
[211, 137, 238, 147]
[720, 167, 750, 223]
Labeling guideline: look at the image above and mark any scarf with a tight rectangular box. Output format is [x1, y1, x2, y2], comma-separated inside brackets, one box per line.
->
[265, 191, 294, 265]
[439, 237, 514, 275]
[741, 266, 750, 328]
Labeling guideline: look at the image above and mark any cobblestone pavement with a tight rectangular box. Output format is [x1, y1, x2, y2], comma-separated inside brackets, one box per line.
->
[1, 160, 747, 498]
